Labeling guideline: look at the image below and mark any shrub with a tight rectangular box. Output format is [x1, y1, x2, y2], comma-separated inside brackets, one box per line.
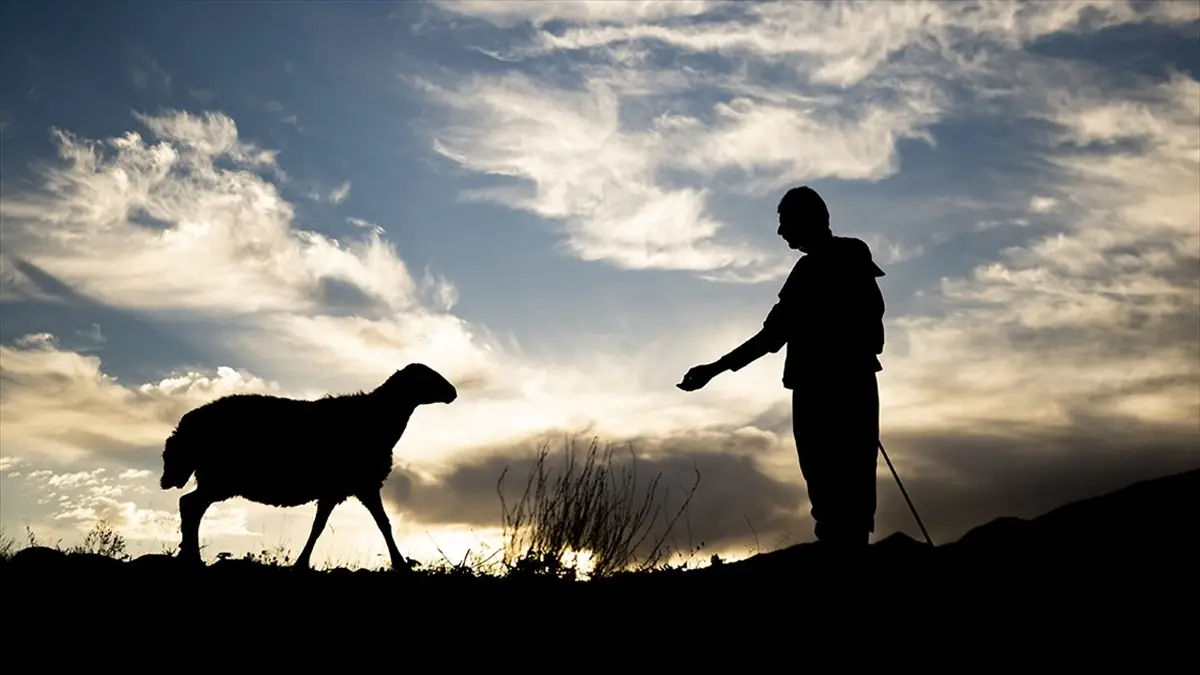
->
[496, 436, 700, 579]
[67, 519, 131, 561]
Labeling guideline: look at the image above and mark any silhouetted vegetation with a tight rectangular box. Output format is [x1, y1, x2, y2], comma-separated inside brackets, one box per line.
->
[5, 465, 1194, 589]
[1, 520, 132, 561]
[496, 436, 701, 580]
[4, 462, 1195, 643]
[2, 463, 1194, 657]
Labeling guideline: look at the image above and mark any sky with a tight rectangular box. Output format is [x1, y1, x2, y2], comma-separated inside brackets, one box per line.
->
[1, 0, 1197, 570]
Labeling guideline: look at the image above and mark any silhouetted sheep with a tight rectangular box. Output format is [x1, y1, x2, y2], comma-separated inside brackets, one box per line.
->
[160, 363, 458, 571]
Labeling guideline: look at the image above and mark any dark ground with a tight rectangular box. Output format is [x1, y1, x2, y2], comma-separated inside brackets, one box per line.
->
[3, 468, 1197, 648]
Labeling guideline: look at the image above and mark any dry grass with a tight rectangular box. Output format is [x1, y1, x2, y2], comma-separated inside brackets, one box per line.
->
[496, 435, 700, 580]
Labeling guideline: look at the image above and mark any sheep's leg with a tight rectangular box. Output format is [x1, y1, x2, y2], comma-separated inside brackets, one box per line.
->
[294, 499, 336, 571]
[356, 490, 412, 572]
[179, 489, 214, 563]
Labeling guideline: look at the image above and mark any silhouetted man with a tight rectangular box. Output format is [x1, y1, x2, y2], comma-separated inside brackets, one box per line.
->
[678, 185, 886, 558]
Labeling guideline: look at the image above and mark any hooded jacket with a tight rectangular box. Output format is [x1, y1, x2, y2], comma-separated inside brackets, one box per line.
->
[718, 235, 886, 389]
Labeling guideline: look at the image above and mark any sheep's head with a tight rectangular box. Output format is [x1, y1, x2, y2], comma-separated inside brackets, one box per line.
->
[387, 363, 458, 405]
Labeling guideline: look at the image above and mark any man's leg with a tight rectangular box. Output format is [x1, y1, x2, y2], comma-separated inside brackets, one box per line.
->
[793, 384, 835, 540]
[823, 370, 880, 548]
[793, 371, 880, 553]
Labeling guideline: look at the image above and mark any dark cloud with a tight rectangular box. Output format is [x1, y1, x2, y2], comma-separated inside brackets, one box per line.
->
[312, 276, 388, 319]
[39, 430, 165, 474]
[384, 430, 808, 557]
[873, 417, 1200, 544]
[0, 257, 221, 383]
[383, 410, 1199, 557]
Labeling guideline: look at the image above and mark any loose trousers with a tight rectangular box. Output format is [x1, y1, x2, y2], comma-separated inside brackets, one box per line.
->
[791, 370, 880, 546]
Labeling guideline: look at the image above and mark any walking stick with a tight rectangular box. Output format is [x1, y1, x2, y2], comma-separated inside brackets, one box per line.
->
[878, 439, 934, 546]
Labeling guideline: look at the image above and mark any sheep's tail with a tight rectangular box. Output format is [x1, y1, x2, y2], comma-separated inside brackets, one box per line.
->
[160, 427, 197, 490]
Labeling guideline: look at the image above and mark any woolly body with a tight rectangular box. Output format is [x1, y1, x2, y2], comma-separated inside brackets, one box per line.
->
[163, 391, 415, 507]
[160, 363, 457, 569]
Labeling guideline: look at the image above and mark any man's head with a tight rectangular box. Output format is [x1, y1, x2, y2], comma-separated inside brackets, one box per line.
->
[777, 186, 831, 252]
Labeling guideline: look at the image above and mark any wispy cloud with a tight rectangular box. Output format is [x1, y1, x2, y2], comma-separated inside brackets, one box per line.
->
[328, 180, 351, 204]
[884, 65, 1199, 437]
[0, 111, 448, 337]
[72, 323, 107, 352]
[413, 72, 788, 281]
[416, 0, 1198, 284]
[127, 46, 172, 93]
[432, 0, 715, 29]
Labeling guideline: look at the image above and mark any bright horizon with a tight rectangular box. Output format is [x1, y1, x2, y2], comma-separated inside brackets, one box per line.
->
[1, 1, 1197, 570]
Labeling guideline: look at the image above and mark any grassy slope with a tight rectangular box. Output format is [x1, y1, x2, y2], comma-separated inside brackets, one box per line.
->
[5, 469, 1195, 619]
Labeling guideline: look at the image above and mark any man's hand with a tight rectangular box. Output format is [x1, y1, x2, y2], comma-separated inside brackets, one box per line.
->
[677, 362, 724, 392]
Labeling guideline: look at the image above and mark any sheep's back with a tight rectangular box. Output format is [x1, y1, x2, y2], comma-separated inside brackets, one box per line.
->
[180, 393, 400, 502]
[180, 395, 339, 470]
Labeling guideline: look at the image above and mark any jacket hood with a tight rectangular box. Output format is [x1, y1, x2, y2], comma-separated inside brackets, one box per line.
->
[810, 236, 886, 277]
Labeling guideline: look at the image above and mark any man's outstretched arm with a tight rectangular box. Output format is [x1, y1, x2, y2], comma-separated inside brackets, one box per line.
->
[678, 300, 791, 391]
[714, 302, 790, 373]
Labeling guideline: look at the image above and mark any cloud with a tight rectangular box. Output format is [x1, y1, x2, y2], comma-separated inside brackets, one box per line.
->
[415, 0, 1197, 283]
[127, 46, 172, 93]
[0, 253, 62, 303]
[0, 109, 515, 394]
[346, 216, 384, 234]
[871, 420, 1200, 544]
[1029, 196, 1059, 213]
[409, 60, 935, 281]
[21, 466, 255, 542]
[72, 323, 107, 352]
[414, 72, 787, 281]
[383, 430, 805, 556]
[480, 1, 1197, 73]
[381, 409, 1200, 554]
[0, 112, 316, 315]
[432, 0, 715, 29]
[881, 66, 1200, 434]
[310, 180, 350, 204]
[0, 332, 279, 467]
[329, 181, 351, 204]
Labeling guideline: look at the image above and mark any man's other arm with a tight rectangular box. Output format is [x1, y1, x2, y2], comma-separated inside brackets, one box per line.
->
[714, 301, 790, 373]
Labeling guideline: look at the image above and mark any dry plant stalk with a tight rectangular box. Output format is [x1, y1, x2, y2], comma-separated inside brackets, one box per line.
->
[496, 436, 700, 579]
